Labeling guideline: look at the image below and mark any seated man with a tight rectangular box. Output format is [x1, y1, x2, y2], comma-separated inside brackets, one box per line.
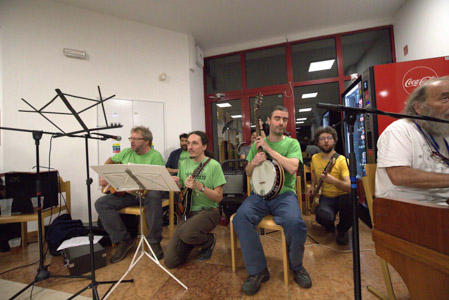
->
[307, 126, 351, 245]
[165, 131, 226, 268]
[166, 133, 189, 175]
[95, 126, 165, 263]
[376, 76, 449, 203]
[233, 106, 311, 296]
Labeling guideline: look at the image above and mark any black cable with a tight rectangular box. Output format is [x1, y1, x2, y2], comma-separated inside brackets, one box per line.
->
[0, 260, 39, 276]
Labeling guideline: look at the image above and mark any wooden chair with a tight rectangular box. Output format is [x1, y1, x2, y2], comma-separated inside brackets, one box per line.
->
[362, 163, 396, 300]
[230, 175, 302, 285]
[118, 191, 175, 238]
[303, 164, 312, 215]
[0, 176, 71, 249]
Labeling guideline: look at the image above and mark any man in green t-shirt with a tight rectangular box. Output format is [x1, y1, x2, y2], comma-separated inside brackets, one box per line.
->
[233, 106, 311, 295]
[95, 126, 165, 263]
[165, 131, 226, 268]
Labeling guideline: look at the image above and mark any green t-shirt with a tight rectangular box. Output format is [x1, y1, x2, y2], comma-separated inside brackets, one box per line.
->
[247, 136, 302, 194]
[178, 150, 190, 167]
[111, 148, 165, 166]
[178, 157, 226, 211]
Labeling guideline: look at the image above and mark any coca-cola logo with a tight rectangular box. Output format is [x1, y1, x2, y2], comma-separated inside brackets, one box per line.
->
[402, 66, 438, 94]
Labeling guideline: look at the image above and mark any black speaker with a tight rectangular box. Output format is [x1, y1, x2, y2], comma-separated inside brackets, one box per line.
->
[5, 171, 59, 214]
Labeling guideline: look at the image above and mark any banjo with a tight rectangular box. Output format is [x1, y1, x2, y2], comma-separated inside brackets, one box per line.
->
[250, 94, 285, 200]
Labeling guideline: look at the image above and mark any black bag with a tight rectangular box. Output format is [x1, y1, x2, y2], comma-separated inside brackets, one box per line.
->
[46, 214, 88, 256]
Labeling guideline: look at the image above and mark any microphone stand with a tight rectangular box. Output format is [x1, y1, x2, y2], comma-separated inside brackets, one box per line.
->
[344, 113, 362, 300]
[316, 102, 449, 300]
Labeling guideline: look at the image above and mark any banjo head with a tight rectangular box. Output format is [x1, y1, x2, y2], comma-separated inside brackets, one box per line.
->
[251, 161, 279, 198]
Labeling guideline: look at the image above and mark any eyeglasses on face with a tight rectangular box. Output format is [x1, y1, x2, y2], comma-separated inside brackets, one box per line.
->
[319, 136, 334, 141]
[128, 137, 145, 141]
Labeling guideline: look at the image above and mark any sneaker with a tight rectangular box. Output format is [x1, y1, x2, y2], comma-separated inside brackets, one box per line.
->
[293, 265, 312, 288]
[241, 267, 270, 296]
[336, 230, 349, 245]
[110, 239, 136, 263]
[149, 242, 164, 260]
[325, 224, 335, 233]
[197, 234, 215, 261]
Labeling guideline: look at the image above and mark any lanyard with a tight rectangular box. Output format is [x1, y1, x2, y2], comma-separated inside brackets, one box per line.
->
[414, 121, 449, 164]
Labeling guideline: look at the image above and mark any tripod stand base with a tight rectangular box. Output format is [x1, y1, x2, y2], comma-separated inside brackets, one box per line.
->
[103, 235, 187, 299]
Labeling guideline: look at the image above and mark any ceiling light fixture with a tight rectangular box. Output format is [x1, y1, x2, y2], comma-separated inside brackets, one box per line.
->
[297, 118, 307, 121]
[63, 48, 87, 59]
[231, 115, 242, 119]
[298, 108, 312, 112]
[302, 92, 318, 99]
[296, 121, 304, 124]
[216, 103, 231, 108]
[308, 59, 335, 72]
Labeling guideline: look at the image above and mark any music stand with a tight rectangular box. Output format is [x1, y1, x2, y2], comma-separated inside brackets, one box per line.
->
[90, 164, 187, 298]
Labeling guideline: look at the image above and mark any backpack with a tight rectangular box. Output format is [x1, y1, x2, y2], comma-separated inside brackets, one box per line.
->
[45, 214, 88, 256]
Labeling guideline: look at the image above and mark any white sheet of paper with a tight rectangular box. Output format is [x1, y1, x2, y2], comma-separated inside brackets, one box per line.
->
[57, 236, 103, 251]
[91, 164, 179, 192]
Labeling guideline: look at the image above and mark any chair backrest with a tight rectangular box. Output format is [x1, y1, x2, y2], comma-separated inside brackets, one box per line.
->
[362, 163, 377, 222]
[58, 176, 71, 212]
[247, 175, 302, 210]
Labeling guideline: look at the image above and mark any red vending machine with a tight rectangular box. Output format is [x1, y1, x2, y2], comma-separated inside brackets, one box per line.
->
[362, 56, 449, 163]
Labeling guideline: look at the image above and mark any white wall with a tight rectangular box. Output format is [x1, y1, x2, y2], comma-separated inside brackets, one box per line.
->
[0, 0, 200, 224]
[189, 64, 205, 132]
[394, 0, 449, 62]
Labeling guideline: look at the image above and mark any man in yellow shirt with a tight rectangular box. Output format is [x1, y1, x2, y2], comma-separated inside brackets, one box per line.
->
[306, 126, 352, 245]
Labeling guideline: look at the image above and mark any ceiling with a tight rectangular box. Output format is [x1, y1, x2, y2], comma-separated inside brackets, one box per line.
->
[52, 0, 405, 56]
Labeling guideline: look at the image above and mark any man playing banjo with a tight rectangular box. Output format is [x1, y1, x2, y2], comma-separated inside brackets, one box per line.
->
[233, 105, 311, 296]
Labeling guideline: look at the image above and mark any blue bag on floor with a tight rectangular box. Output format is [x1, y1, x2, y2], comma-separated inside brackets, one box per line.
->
[46, 214, 87, 256]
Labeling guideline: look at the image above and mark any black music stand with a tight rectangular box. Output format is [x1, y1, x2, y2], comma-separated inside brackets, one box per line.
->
[0, 127, 92, 300]
[7, 87, 133, 300]
[91, 164, 187, 298]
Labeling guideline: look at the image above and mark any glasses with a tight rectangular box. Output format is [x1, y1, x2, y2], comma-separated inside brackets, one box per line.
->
[128, 137, 145, 141]
[430, 151, 449, 166]
[319, 136, 334, 141]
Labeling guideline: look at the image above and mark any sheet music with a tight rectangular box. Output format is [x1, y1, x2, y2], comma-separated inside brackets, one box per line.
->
[91, 164, 179, 192]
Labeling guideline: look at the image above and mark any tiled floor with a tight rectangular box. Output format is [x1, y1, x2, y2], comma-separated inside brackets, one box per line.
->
[0, 215, 410, 299]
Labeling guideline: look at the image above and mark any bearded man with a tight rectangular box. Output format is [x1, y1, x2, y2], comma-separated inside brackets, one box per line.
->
[376, 76, 449, 203]
[307, 126, 352, 245]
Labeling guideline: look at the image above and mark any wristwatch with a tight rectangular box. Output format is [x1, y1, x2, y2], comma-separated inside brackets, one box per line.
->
[200, 184, 206, 192]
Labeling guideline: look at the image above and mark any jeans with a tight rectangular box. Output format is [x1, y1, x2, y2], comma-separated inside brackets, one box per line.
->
[232, 191, 307, 275]
[315, 193, 352, 233]
[94, 190, 163, 244]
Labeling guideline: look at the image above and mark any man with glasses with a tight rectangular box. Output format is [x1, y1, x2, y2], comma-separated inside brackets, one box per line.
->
[95, 126, 166, 263]
[376, 76, 449, 203]
[306, 126, 351, 245]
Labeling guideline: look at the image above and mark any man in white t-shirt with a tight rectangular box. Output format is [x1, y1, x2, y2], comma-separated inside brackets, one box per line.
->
[376, 76, 449, 203]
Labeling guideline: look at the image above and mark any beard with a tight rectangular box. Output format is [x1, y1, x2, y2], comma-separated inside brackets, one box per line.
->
[181, 145, 187, 151]
[319, 144, 334, 153]
[415, 105, 449, 137]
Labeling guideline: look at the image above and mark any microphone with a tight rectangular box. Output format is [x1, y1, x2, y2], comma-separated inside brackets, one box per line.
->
[93, 133, 122, 141]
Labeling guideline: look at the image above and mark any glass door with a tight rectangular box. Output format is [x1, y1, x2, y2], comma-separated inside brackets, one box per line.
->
[211, 98, 243, 163]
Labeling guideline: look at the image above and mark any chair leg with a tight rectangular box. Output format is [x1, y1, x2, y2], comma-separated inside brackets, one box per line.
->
[230, 214, 237, 272]
[21, 222, 28, 247]
[381, 258, 396, 299]
[367, 258, 396, 300]
[281, 230, 289, 285]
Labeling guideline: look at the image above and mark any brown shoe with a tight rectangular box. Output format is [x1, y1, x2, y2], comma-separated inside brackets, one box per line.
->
[110, 239, 136, 263]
